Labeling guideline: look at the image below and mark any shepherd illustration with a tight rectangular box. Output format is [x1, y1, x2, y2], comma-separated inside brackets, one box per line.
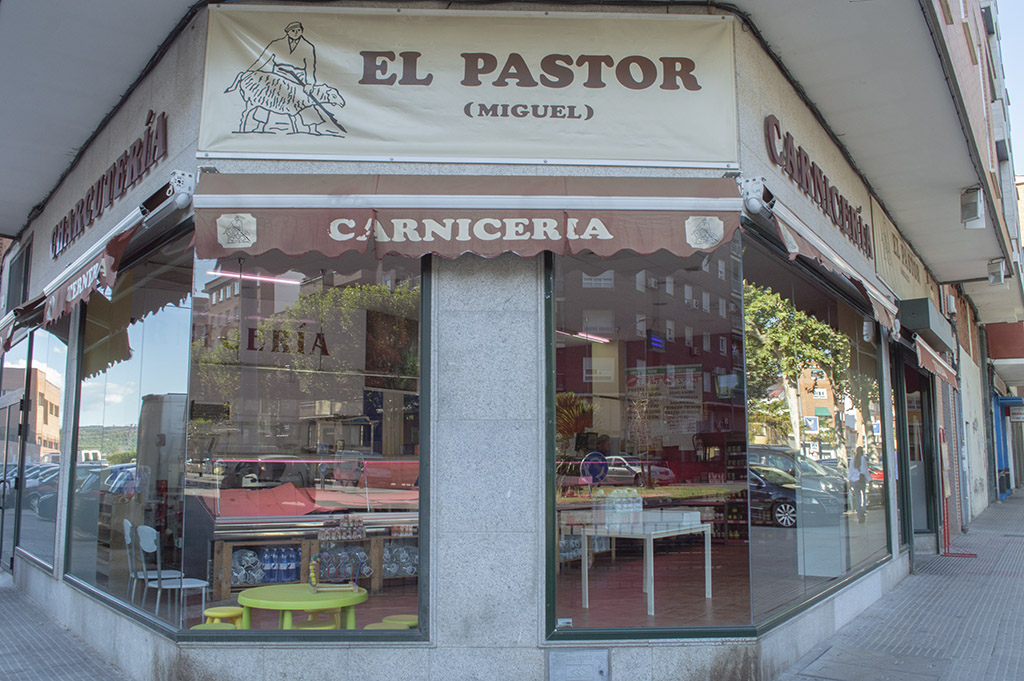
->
[225, 21, 347, 136]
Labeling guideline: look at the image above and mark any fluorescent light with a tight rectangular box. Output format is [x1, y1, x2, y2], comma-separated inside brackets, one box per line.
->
[576, 332, 610, 343]
[206, 270, 301, 286]
[556, 329, 611, 344]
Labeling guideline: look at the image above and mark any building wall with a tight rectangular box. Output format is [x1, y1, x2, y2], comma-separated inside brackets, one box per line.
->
[12, 10, 207, 299]
[960, 351, 990, 519]
[6, 5, 917, 681]
[931, 0, 1000, 197]
[735, 20, 882, 295]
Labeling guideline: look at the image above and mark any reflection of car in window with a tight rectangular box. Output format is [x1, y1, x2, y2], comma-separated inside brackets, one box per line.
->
[329, 450, 383, 487]
[219, 456, 313, 489]
[603, 455, 676, 486]
[747, 446, 844, 496]
[748, 464, 842, 528]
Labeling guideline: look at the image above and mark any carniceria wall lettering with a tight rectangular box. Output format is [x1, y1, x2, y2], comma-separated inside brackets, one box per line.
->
[50, 111, 168, 259]
[763, 114, 872, 259]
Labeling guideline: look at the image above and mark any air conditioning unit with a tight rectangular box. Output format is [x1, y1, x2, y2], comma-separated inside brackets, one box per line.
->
[690, 346, 702, 356]
[988, 259, 1006, 286]
[689, 300, 700, 310]
[961, 188, 985, 229]
[647, 277, 659, 290]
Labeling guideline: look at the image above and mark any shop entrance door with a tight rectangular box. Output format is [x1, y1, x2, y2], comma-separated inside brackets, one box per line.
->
[0, 391, 24, 572]
[904, 366, 936, 534]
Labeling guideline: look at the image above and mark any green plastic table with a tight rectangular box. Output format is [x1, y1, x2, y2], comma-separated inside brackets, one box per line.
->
[236, 583, 368, 630]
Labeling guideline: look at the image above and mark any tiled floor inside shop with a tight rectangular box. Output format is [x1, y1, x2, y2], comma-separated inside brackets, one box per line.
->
[555, 509, 888, 629]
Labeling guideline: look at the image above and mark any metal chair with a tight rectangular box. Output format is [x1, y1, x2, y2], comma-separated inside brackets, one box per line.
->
[123, 519, 182, 605]
[136, 524, 208, 626]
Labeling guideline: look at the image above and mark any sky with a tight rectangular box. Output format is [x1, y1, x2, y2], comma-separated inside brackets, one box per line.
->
[999, 1, 1024, 175]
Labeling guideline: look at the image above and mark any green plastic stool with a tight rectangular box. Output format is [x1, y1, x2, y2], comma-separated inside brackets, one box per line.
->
[382, 614, 418, 627]
[364, 621, 411, 629]
[190, 622, 236, 630]
[203, 606, 244, 625]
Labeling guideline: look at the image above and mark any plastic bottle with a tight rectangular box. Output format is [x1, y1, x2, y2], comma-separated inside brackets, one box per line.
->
[258, 547, 271, 583]
[286, 547, 297, 582]
[270, 548, 281, 582]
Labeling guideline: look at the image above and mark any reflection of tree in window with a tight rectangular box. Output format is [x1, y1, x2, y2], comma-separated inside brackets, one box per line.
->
[743, 282, 851, 451]
[190, 273, 420, 457]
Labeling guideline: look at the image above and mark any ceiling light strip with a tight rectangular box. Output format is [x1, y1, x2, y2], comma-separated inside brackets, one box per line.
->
[194, 194, 744, 212]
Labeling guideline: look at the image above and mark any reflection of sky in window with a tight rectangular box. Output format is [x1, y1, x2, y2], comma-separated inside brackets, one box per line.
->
[7, 356, 63, 390]
[79, 301, 191, 428]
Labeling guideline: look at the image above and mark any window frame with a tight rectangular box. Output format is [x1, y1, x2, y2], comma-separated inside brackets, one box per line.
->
[544, 228, 895, 641]
[61, 241, 432, 642]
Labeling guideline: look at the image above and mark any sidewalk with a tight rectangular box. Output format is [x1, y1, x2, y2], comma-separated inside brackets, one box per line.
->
[1, 496, 1023, 681]
[0, 571, 130, 681]
[774, 493, 1024, 681]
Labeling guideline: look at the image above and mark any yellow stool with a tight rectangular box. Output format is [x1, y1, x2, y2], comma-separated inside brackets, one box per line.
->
[382, 614, 418, 627]
[364, 621, 411, 630]
[203, 606, 244, 625]
[294, 619, 340, 630]
[190, 622, 236, 630]
[302, 608, 342, 629]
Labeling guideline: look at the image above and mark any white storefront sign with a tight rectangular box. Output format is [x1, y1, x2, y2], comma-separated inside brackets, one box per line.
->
[200, 7, 737, 166]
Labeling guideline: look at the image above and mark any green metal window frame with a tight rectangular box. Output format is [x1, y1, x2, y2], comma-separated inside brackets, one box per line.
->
[543, 232, 895, 641]
[59, 243, 432, 644]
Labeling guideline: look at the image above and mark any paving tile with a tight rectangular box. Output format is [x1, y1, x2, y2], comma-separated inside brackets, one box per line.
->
[774, 495, 1024, 681]
[0, 572, 130, 681]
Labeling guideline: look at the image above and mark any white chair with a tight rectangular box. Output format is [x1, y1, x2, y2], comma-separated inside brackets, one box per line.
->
[123, 519, 182, 605]
[136, 524, 208, 626]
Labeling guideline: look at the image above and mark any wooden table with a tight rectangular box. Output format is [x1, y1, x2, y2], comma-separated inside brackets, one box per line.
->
[561, 511, 712, 616]
[236, 583, 368, 629]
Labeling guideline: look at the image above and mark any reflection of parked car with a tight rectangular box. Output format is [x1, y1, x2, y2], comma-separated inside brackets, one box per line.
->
[866, 465, 885, 507]
[604, 456, 676, 486]
[219, 456, 313, 489]
[748, 447, 844, 497]
[748, 464, 843, 528]
[330, 450, 383, 486]
[25, 468, 61, 510]
[38, 469, 104, 528]
[361, 459, 419, 489]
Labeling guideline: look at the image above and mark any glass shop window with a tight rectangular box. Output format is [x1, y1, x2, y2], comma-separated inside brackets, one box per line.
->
[187, 249, 422, 633]
[17, 325, 69, 567]
[67, 232, 194, 623]
[553, 233, 749, 630]
[0, 339, 29, 569]
[743, 239, 888, 622]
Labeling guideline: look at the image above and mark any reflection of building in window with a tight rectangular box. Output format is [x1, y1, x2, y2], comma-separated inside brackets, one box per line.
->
[582, 309, 614, 335]
[582, 271, 614, 288]
[190, 259, 422, 466]
[2, 367, 62, 461]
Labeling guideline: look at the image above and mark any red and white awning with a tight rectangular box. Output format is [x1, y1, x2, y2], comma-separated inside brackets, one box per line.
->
[193, 175, 744, 261]
[915, 337, 958, 386]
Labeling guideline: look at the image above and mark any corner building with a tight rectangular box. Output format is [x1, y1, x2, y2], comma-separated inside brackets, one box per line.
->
[1, 3, 1021, 681]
